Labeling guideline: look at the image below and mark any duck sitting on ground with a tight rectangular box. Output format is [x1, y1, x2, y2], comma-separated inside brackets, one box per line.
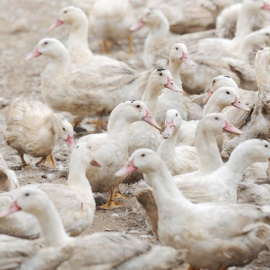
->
[4, 98, 74, 168]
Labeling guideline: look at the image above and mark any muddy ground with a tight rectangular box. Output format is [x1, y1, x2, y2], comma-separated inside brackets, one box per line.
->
[0, 0, 269, 269]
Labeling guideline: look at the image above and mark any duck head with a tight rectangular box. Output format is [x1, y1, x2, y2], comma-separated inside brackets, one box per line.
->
[163, 109, 182, 139]
[25, 38, 69, 61]
[49, 6, 88, 30]
[204, 75, 239, 104]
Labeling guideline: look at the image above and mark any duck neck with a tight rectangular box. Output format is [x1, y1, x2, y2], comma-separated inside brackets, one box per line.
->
[158, 131, 178, 159]
[203, 99, 224, 116]
[67, 17, 92, 61]
[195, 127, 223, 173]
[142, 82, 164, 119]
[147, 16, 169, 42]
[34, 201, 70, 247]
[146, 162, 192, 211]
[256, 61, 270, 86]
[44, 51, 70, 77]
[235, 6, 257, 39]
[68, 156, 95, 206]
[168, 59, 182, 88]
[107, 113, 133, 139]
[225, 148, 255, 183]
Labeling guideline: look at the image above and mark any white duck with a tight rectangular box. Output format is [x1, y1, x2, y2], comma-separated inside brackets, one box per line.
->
[49, 6, 136, 65]
[0, 153, 18, 191]
[78, 100, 160, 209]
[0, 188, 185, 269]
[4, 98, 74, 168]
[49, 6, 93, 64]
[156, 43, 203, 128]
[216, 0, 270, 39]
[117, 148, 270, 270]
[191, 75, 239, 105]
[130, 8, 216, 69]
[177, 87, 249, 147]
[222, 47, 270, 157]
[174, 139, 270, 204]
[88, 0, 136, 54]
[195, 0, 270, 54]
[191, 74, 256, 129]
[178, 113, 242, 177]
[128, 68, 180, 155]
[158, 109, 199, 175]
[26, 38, 147, 127]
[0, 141, 96, 239]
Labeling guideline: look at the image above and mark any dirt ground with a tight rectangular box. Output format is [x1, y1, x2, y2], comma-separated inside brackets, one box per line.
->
[0, 0, 270, 269]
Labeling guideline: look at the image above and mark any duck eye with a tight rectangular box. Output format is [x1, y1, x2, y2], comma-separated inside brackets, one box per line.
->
[25, 193, 29, 197]
[44, 42, 48, 45]
[226, 91, 230, 95]
[176, 47, 179, 50]
[214, 117, 219, 120]
[213, 80, 216, 84]
[265, 144, 268, 148]
[176, 114, 178, 116]
[62, 127, 66, 131]
[159, 73, 162, 76]
[141, 154, 145, 157]
[64, 10, 67, 13]
[136, 105, 140, 108]
[76, 145, 79, 148]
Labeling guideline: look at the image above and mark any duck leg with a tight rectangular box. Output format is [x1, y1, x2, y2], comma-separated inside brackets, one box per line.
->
[128, 34, 133, 54]
[43, 154, 57, 169]
[115, 185, 132, 199]
[99, 187, 124, 210]
[71, 116, 87, 133]
[102, 39, 110, 54]
[95, 111, 108, 132]
[19, 153, 29, 168]
[36, 156, 46, 166]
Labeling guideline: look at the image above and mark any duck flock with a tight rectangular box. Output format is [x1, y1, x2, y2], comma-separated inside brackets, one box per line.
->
[1, 0, 270, 269]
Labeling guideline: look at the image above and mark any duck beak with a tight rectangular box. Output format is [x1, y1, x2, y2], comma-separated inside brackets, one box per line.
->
[90, 159, 101, 167]
[203, 90, 213, 104]
[49, 18, 64, 31]
[165, 77, 182, 92]
[232, 97, 250, 112]
[181, 52, 196, 66]
[25, 47, 41, 61]
[223, 120, 243, 135]
[130, 19, 145, 31]
[65, 135, 75, 152]
[0, 200, 21, 218]
[163, 121, 175, 139]
[115, 159, 137, 177]
[263, 1, 270, 10]
[143, 110, 161, 130]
